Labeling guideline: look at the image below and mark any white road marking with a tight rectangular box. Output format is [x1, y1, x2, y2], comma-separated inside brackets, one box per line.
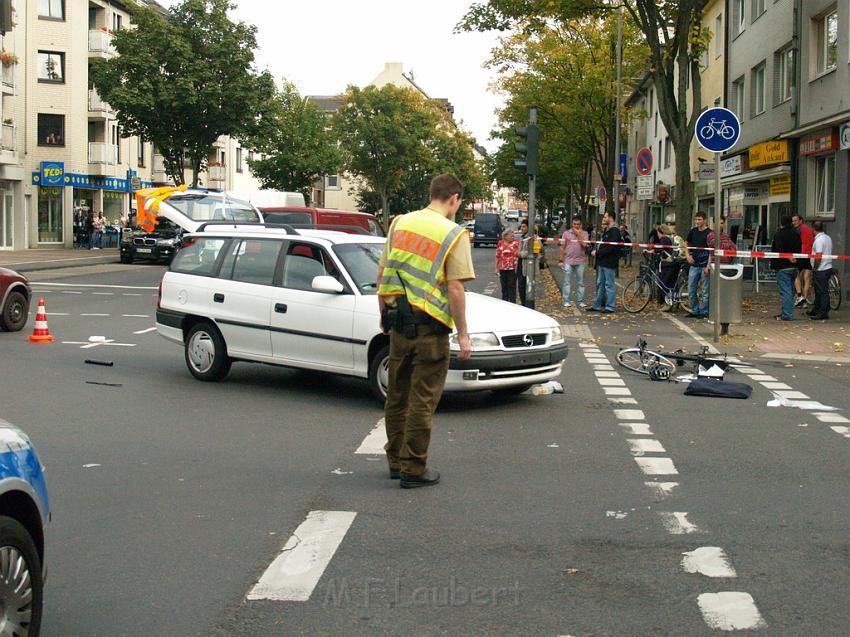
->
[92, 292, 114, 296]
[831, 426, 850, 438]
[773, 390, 810, 400]
[80, 313, 110, 317]
[355, 419, 387, 455]
[593, 364, 615, 371]
[578, 343, 598, 348]
[767, 397, 838, 411]
[619, 423, 652, 435]
[247, 510, 357, 602]
[31, 282, 158, 290]
[608, 397, 638, 404]
[658, 511, 701, 534]
[123, 293, 143, 297]
[761, 382, 791, 390]
[62, 339, 136, 349]
[603, 387, 631, 396]
[645, 482, 679, 499]
[697, 592, 767, 631]
[613, 409, 644, 420]
[813, 412, 850, 423]
[45, 312, 69, 316]
[733, 366, 763, 374]
[628, 439, 665, 456]
[594, 371, 621, 378]
[748, 375, 777, 382]
[82, 463, 101, 469]
[597, 378, 626, 386]
[483, 282, 497, 296]
[682, 547, 737, 578]
[634, 457, 678, 475]
[662, 314, 720, 354]
[606, 510, 629, 519]
[133, 327, 157, 335]
[122, 314, 151, 318]
[584, 355, 608, 362]
[61, 291, 83, 295]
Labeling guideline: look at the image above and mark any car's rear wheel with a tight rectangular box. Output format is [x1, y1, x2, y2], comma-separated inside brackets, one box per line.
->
[0, 515, 43, 637]
[185, 322, 231, 381]
[368, 344, 390, 404]
[0, 291, 28, 332]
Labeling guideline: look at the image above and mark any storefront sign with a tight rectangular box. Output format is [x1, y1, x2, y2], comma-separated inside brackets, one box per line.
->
[39, 162, 65, 187]
[748, 141, 789, 168]
[720, 155, 742, 178]
[800, 130, 839, 156]
[636, 175, 653, 200]
[698, 164, 716, 180]
[769, 175, 791, 196]
[31, 171, 154, 192]
[743, 184, 767, 200]
[840, 122, 850, 151]
[728, 186, 744, 204]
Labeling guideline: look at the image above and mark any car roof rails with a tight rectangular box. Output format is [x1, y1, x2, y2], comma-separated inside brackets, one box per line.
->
[195, 222, 299, 234]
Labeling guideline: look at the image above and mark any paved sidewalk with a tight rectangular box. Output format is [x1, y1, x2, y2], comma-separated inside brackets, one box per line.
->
[0, 248, 120, 272]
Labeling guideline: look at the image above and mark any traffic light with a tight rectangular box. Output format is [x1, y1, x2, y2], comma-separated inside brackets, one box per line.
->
[514, 124, 539, 176]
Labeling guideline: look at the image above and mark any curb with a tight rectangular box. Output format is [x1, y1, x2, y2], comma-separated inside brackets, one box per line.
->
[4, 253, 120, 273]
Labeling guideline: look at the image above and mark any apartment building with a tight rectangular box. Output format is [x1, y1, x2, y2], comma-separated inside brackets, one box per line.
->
[0, 0, 261, 251]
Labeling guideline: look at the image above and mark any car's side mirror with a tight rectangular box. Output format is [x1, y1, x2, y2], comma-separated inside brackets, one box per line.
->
[311, 275, 344, 294]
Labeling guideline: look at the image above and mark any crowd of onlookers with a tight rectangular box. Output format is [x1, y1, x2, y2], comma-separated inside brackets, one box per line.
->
[73, 210, 130, 249]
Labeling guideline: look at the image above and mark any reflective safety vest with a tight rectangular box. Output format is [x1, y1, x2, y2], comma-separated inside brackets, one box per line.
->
[378, 208, 466, 328]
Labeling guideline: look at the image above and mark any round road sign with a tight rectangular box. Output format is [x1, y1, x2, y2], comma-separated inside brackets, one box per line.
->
[636, 147, 653, 176]
[696, 107, 741, 153]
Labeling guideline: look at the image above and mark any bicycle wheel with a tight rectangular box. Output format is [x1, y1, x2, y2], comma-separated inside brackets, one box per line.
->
[617, 348, 677, 375]
[622, 277, 652, 313]
[676, 275, 692, 313]
[829, 273, 842, 311]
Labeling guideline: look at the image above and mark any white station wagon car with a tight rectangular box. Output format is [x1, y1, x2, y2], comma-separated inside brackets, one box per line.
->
[155, 226, 567, 401]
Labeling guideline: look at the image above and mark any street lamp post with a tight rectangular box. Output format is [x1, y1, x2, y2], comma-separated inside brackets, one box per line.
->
[612, 4, 623, 222]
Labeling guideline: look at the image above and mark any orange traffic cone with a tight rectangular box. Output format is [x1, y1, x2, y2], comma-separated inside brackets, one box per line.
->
[28, 298, 54, 344]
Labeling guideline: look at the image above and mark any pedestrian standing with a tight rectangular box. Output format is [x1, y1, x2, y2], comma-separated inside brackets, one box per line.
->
[587, 211, 621, 313]
[792, 214, 814, 308]
[495, 228, 519, 303]
[685, 211, 711, 318]
[808, 220, 833, 321]
[377, 174, 475, 489]
[558, 216, 588, 308]
[770, 215, 801, 321]
[516, 220, 529, 306]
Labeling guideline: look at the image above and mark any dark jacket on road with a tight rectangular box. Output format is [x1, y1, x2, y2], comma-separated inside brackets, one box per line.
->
[595, 225, 622, 269]
[771, 227, 801, 270]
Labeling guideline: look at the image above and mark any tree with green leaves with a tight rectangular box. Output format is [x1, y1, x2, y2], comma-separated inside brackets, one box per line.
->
[459, 0, 709, 226]
[245, 81, 341, 204]
[91, 0, 276, 187]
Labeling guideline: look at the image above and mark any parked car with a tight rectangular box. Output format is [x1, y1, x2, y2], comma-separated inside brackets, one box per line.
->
[0, 268, 31, 332]
[472, 213, 503, 248]
[0, 418, 50, 636]
[227, 190, 306, 209]
[260, 207, 385, 236]
[120, 217, 184, 264]
[155, 227, 567, 401]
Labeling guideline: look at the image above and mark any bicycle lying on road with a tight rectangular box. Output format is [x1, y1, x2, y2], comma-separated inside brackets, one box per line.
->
[617, 338, 730, 377]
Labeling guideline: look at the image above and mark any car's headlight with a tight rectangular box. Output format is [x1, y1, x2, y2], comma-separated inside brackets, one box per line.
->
[158, 238, 176, 246]
[547, 326, 565, 344]
[449, 332, 499, 350]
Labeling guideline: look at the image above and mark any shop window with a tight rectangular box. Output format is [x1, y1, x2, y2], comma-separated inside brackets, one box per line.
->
[38, 187, 63, 243]
[814, 154, 835, 217]
[38, 0, 64, 20]
[38, 52, 65, 83]
[37, 114, 65, 146]
[814, 8, 838, 76]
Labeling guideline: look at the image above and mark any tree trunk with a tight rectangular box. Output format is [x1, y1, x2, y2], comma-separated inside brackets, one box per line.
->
[674, 146, 694, 227]
[192, 157, 201, 189]
[380, 189, 389, 229]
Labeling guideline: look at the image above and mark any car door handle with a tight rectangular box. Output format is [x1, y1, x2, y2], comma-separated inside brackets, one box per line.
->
[213, 293, 225, 303]
[274, 303, 287, 314]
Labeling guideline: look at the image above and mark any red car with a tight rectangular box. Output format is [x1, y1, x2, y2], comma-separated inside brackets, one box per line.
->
[0, 268, 31, 332]
[259, 207, 385, 236]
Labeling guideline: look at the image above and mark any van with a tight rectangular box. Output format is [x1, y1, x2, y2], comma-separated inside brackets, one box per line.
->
[472, 213, 503, 247]
[260, 207, 385, 236]
[227, 190, 306, 208]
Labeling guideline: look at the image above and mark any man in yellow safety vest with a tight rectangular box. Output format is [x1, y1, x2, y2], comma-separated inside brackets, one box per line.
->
[377, 174, 475, 488]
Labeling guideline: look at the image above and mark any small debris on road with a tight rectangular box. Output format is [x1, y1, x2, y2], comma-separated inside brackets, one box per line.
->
[85, 381, 123, 387]
[84, 359, 114, 367]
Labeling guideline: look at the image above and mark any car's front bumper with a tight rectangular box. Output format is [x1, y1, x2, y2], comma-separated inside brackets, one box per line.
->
[121, 243, 176, 262]
[444, 343, 567, 390]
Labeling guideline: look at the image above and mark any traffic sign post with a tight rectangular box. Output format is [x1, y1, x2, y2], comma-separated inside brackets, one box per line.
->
[695, 107, 741, 343]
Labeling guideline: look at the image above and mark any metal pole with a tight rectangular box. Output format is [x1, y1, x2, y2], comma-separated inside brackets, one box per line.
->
[712, 152, 721, 342]
[612, 4, 623, 222]
[526, 107, 537, 309]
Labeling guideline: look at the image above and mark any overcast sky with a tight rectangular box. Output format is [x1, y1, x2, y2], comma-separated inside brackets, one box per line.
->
[159, 0, 505, 152]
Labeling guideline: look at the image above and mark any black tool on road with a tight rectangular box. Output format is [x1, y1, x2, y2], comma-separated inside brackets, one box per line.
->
[84, 360, 114, 367]
[85, 381, 123, 387]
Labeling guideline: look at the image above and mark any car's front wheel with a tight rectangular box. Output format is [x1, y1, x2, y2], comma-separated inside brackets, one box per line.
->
[185, 322, 232, 381]
[0, 515, 43, 637]
[119, 251, 133, 264]
[368, 344, 390, 403]
[0, 291, 29, 332]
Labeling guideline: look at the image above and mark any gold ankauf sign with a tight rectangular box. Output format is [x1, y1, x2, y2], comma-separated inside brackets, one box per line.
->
[748, 141, 788, 168]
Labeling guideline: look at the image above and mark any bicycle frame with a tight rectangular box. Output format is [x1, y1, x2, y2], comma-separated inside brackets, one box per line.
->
[636, 256, 687, 302]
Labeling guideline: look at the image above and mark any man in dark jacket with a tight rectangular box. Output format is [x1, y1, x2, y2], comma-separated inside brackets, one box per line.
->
[771, 215, 802, 321]
[587, 211, 622, 313]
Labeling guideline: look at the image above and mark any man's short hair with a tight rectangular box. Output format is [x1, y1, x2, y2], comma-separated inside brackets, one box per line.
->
[780, 215, 793, 228]
[603, 211, 616, 221]
[812, 220, 824, 232]
[429, 173, 463, 202]
[571, 216, 582, 224]
[694, 211, 707, 220]
[792, 212, 804, 221]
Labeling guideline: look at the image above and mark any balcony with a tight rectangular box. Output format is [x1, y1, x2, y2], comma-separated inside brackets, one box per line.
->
[88, 89, 114, 118]
[88, 142, 119, 176]
[88, 29, 116, 58]
[207, 162, 225, 183]
[0, 122, 15, 164]
[152, 153, 167, 182]
[1, 64, 14, 95]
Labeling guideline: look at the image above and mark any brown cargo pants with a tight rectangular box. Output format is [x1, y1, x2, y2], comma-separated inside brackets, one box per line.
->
[384, 323, 451, 476]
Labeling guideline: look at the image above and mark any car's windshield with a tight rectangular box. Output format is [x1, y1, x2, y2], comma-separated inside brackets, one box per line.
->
[138, 217, 179, 232]
[166, 194, 260, 223]
[333, 242, 384, 294]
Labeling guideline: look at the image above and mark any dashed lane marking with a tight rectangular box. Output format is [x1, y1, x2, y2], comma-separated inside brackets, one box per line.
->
[355, 419, 387, 455]
[697, 592, 767, 631]
[92, 292, 114, 296]
[597, 378, 626, 386]
[31, 282, 158, 290]
[122, 314, 151, 318]
[61, 291, 82, 295]
[619, 423, 653, 435]
[246, 510, 357, 602]
[613, 409, 645, 420]
[627, 439, 665, 455]
[682, 547, 737, 578]
[813, 412, 850, 423]
[609, 397, 639, 404]
[645, 482, 679, 499]
[831, 426, 850, 438]
[773, 390, 810, 400]
[133, 327, 157, 335]
[760, 382, 792, 390]
[634, 457, 678, 475]
[658, 511, 701, 535]
[594, 371, 621, 378]
[603, 387, 632, 396]
[80, 313, 110, 317]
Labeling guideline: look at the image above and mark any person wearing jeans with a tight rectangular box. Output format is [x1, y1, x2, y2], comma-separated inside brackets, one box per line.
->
[685, 211, 711, 317]
[770, 215, 802, 321]
[808, 220, 833, 321]
[587, 211, 621, 313]
[558, 216, 588, 307]
[775, 267, 797, 321]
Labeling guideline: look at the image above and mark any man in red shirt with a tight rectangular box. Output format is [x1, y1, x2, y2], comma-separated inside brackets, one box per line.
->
[792, 213, 814, 307]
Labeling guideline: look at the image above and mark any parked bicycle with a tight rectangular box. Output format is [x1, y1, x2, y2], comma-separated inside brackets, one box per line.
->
[621, 253, 692, 313]
[804, 271, 842, 311]
[617, 338, 729, 376]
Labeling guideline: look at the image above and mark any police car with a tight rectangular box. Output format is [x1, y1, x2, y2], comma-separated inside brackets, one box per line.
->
[0, 418, 50, 636]
[155, 225, 568, 401]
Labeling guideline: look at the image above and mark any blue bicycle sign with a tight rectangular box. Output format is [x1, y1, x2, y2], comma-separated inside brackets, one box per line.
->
[696, 107, 740, 153]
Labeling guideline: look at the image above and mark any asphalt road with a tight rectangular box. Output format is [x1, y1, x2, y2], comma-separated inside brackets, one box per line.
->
[0, 243, 847, 636]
